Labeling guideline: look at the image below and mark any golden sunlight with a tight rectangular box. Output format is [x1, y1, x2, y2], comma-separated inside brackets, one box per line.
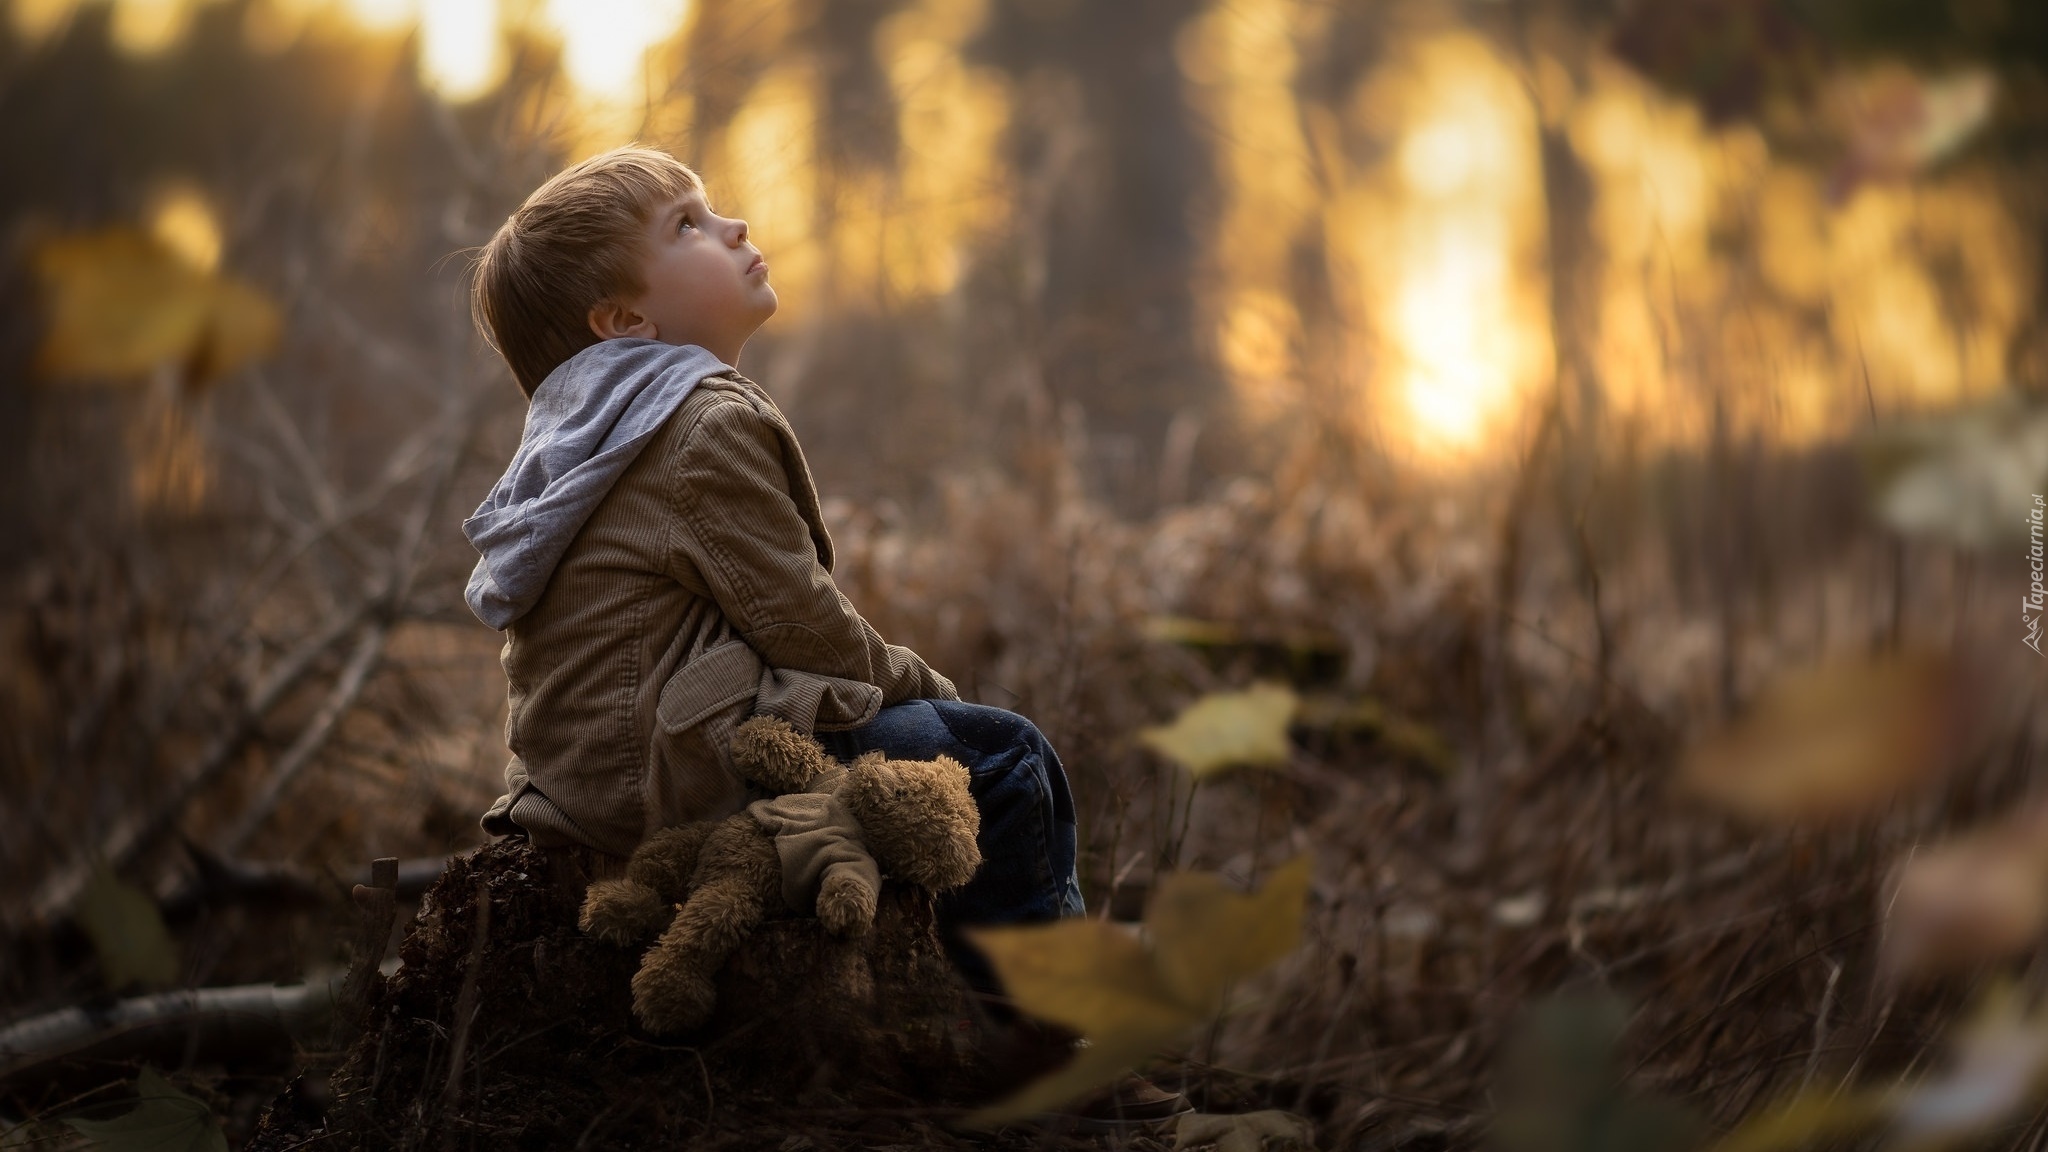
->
[112, 0, 193, 54]
[877, 0, 1011, 300]
[540, 0, 687, 103]
[1371, 36, 1548, 460]
[723, 62, 821, 319]
[1178, 0, 1322, 423]
[418, 0, 499, 100]
[149, 185, 223, 272]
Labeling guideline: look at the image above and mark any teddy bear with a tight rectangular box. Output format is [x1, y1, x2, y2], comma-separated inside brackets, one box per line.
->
[578, 716, 983, 1033]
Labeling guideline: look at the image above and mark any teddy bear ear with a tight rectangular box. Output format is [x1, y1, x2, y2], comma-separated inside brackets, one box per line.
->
[730, 716, 832, 793]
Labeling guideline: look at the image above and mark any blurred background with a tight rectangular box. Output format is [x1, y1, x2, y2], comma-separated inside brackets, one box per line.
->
[2, 0, 2047, 1146]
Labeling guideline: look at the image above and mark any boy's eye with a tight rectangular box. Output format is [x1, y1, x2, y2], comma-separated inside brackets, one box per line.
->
[677, 213, 694, 233]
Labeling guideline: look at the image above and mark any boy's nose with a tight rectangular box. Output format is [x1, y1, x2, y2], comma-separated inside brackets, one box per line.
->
[730, 217, 749, 244]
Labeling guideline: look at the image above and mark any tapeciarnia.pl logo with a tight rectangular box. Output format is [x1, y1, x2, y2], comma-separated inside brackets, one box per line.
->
[2029, 494, 2045, 656]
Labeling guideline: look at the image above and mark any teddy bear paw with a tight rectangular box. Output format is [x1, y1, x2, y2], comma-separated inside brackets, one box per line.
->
[579, 879, 670, 945]
[816, 872, 877, 937]
[630, 962, 717, 1034]
[730, 715, 832, 794]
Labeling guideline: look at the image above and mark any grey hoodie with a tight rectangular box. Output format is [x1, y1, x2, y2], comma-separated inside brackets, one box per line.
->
[463, 339, 732, 630]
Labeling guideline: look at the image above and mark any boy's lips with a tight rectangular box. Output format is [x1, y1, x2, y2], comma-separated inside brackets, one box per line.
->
[746, 255, 767, 276]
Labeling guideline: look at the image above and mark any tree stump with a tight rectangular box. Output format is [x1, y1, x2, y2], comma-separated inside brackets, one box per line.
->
[251, 838, 1012, 1149]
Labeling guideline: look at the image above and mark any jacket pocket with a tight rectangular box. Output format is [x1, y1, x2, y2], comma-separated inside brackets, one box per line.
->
[656, 640, 763, 734]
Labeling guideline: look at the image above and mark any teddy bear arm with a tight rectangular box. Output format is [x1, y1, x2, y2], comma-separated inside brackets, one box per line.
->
[814, 860, 880, 937]
[579, 878, 669, 945]
[729, 715, 835, 794]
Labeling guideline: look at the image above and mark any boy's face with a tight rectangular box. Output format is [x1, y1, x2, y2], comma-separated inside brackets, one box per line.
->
[589, 188, 777, 364]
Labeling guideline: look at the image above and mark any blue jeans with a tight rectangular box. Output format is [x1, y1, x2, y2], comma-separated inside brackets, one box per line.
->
[815, 700, 1084, 992]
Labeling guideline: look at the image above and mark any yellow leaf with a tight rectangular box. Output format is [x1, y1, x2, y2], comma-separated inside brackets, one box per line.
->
[1140, 684, 1298, 780]
[75, 870, 179, 990]
[1149, 855, 1312, 1010]
[1143, 616, 1241, 647]
[1710, 1090, 1887, 1152]
[965, 857, 1313, 1126]
[966, 919, 1192, 1040]
[1679, 653, 1950, 823]
[969, 1028, 1185, 1128]
[33, 228, 279, 388]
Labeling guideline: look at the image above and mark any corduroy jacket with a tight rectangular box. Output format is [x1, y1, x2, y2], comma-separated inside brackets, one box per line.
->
[480, 371, 957, 860]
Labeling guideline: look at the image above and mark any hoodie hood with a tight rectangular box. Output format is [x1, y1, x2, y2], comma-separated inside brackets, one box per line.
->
[463, 339, 732, 630]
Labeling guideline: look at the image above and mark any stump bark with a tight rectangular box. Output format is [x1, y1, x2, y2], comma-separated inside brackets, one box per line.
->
[249, 838, 1010, 1150]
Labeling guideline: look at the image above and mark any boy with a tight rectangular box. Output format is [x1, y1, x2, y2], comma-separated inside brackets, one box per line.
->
[462, 147, 1085, 954]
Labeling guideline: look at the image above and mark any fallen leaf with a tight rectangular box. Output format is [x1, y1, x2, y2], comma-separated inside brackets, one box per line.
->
[967, 855, 1312, 1124]
[1150, 858, 1314, 1011]
[1884, 803, 2048, 979]
[75, 870, 180, 990]
[1143, 616, 1241, 647]
[1710, 1091, 1887, 1152]
[34, 228, 280, 389]
[1679, 653, 1950, 822]
[1140, 684, 1299, 780]
[1175, 1109, 1316, 1152]
[66, 1068, 227, 1152]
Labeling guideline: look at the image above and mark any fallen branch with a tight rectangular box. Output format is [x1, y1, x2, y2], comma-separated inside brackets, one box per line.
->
[0, 979, 341, 1083]
[156, 850, 448, 922]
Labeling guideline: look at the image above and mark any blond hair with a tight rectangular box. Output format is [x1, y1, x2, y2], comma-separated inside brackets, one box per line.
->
[472, 146, 703, 397]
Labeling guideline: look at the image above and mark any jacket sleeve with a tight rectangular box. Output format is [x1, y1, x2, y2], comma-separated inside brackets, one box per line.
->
[665, 395, 957, 706]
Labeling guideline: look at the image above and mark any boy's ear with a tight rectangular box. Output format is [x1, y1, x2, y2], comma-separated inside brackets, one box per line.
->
[587, 299, 657, 341]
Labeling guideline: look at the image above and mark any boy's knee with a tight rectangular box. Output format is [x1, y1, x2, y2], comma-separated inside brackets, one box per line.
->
[930, 700, 1049, 759]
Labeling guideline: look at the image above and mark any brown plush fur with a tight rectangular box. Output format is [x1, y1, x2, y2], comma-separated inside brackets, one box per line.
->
[816, 869, 878, 937]
[843, 751, 982, 892]
[628, 812, 784, 1032]
[729, 714, 836, 793]
[579, 718, 983, 1034]
[579, 823, 713, 944]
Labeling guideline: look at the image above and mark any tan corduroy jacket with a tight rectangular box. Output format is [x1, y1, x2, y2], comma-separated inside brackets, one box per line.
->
[480, 372, 957, 860]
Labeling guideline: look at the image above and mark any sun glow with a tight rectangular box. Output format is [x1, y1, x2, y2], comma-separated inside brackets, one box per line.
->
[1371, 36, 1550, 461]
[541, 0, 686, 103]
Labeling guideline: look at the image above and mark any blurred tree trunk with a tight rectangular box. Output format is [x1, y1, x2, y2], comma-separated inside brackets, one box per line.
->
[973, 0, 1220, 514]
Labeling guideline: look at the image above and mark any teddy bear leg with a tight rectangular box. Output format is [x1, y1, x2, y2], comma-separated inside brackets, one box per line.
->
[628, 822, 713, 903]
[579, 822, 715, 945]
[629, 819, 781, 1034]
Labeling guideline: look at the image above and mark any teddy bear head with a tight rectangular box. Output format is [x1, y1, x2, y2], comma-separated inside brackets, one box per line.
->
[842, 751, 982, 892]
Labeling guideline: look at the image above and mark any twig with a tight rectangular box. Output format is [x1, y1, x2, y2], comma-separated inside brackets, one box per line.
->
[28, 597, 377, 926]
[213, 386, 477, 855]
[219, 619, 392, 855]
